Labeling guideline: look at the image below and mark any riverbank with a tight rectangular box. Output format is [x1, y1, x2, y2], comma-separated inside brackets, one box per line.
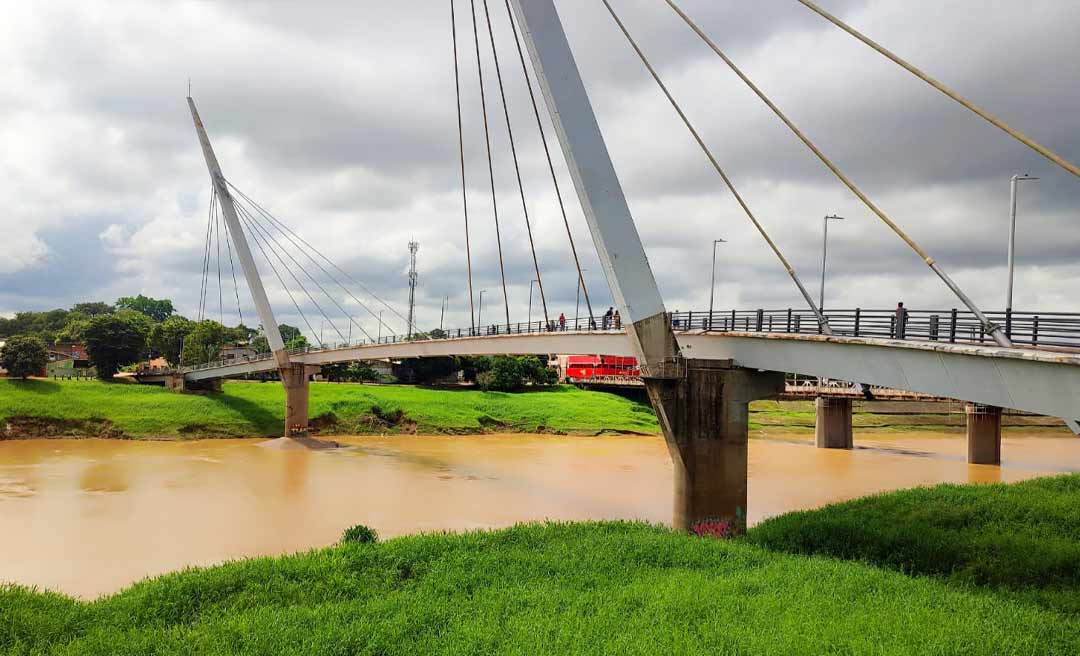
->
[2, 475, 1078, 654]
[1, 379, 1069, 440]
[0, 379, 659, 438]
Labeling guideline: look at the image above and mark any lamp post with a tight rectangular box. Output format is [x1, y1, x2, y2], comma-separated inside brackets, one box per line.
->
[527, 279, 539, 329]
[377, 310, 384, 343]
[1007, 174, 1039, 312]
[439, 295, 448, 332]
[319, 319, 326, 348]
[575, 269, 589, 330]
[708, 239, 726, 328]
[820, 214, 845, 312]
[477, 290, 487, 332]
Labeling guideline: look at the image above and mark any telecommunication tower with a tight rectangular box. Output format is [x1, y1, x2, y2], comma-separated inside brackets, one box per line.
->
[406, 240, 419, 338]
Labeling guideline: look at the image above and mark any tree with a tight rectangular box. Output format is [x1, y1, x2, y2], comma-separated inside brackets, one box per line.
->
[149, 316, 196, 366]
[0, 309, 71, 344]
[477, 356, 556, 391]
[116, 295, 174, 322]
[181, 320, 227, 366]
[398, 356, 459, 384]
[278, 324, 302, 343]
[0, 335, 48, 379]
[55, 316, 91, 344]
[84, 312, 151, 379]
[226, 323, 258, 344]
[285, 334, 309, 350]
[71, 302, 114, 317]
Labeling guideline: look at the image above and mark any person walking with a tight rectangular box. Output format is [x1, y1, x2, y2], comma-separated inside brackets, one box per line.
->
[558, 312, 566, 331]
[613, 310, 621, 330]
[894, 302, 908, 339]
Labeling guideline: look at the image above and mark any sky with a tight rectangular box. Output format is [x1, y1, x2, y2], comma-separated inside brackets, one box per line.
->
[1, 0, 1077, 343]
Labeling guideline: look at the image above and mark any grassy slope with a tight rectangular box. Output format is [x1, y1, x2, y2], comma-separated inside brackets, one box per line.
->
[0, 379, 659, 438]
[3, 520, 1078, 655]
[4, 477, 1080, 653]
[747, 474, 1080, 615]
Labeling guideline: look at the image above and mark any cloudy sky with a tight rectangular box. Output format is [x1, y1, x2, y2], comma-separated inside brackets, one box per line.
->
[2, 1, 1077, 342]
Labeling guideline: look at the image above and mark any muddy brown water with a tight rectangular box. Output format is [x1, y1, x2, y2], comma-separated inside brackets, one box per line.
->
[1, 431, 1078, 599]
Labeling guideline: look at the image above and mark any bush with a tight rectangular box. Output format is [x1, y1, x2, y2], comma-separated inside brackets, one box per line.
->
[341, 524, 379, 545]
[478, 356, 557, 391]
[0, 335, 48, 378]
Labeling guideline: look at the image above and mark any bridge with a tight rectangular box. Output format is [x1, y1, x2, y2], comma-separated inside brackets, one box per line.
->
[157, 0, 1080, 535]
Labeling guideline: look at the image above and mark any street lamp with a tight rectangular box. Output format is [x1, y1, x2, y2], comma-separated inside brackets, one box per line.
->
[819, 214, 845, 312]
[527, 279, 539, 329]
[575, 269, 589, 330]
[708, 238, 726, 328]
[1007, 174, 1039, 312]
[477, 290, 487, 332]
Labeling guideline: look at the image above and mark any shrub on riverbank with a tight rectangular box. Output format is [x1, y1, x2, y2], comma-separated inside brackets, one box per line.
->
[0, 379, 659, 438]
[746, 474, 1080, 615]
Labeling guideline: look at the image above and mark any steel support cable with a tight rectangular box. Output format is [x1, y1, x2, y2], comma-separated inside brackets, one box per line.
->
[451, 0, 477, 331]
[503, 0, 594, 325]
[234, 203, 350, 344]
[198, 187, 218, 322]
[602, 0, 832, 333]
[233, 205, 323, 347]
[214, 191, 224, 326]
[219, 208, 246, 328]
[663, 0, 1011, 347]
[226, 182, 406, 334]
[236, 205, 332, 345]
[482, 0, 549, 325]
[797, 0, 1080, 181]
[228, 191, 383, 342]
[236, 199, 375, 343]
[470, 0, 511, 326]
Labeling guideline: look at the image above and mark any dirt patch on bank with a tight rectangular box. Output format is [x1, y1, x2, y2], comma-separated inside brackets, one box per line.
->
[2, 416, 125, 439]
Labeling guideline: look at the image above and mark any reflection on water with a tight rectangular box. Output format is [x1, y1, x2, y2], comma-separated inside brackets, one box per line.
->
[0, 431, 1077, 598]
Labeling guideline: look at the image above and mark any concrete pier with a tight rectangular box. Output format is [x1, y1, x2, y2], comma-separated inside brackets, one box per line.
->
[815, 396, 853, 449]
[281, 364, 318, 437]
[645, 359, 784, 537]
[966, 403, 1002, 465]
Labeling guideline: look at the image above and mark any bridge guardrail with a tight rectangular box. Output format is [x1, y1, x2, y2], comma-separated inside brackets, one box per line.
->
[168, 307, 1079, 376]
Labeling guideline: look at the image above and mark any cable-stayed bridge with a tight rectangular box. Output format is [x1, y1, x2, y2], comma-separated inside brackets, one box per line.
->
[151, 0, 1080, 534]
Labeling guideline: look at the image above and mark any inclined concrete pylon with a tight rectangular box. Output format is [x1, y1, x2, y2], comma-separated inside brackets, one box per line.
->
[510, 0, 782, 534]
[187, 97, 311, 437]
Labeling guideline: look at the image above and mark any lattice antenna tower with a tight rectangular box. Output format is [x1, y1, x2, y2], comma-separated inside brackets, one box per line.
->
[406, 239, 419, 338]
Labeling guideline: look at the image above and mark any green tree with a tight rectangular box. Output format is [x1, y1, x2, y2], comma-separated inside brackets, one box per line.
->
[84, 312, 151, 379]
[0, 335, 48, 379]
[477, 356, 556, 391]
[226, 323, 258, 344]
[278, 324, 302, 343]
[116, 295, 174, 322]
[149, 316, 196, 366]
[55, 316, 91, 344]
[181, 320, 227, 366]
[0, 309, 70, 344]
[71, 302, 114, 317]
[399, 356, 459, 384]
[285, 334, 309, 351]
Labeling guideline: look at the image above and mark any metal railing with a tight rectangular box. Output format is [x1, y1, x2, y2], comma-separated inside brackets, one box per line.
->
[670, 308, 1080, 350]
[169, 307, 1080, 375]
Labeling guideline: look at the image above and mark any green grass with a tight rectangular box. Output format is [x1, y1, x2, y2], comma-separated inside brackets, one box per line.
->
[5, 476, 1080, 653]
[0, 379, 659, 438]
[746, 474, 1080, 615]
[3, 518, 1079, 655]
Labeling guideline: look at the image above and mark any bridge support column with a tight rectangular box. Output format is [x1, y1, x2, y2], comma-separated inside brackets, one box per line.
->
[281, 365, 317, 437]
[644, 360, 784, 536]
[965, 403, 1002, 465]
[815, 396, 853, 449]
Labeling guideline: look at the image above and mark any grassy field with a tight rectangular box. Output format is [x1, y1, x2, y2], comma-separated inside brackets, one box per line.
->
[3, 476, 1080, 654]
[0, 379, 659, 438]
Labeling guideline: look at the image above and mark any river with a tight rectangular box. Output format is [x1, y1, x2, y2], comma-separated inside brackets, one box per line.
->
[1, 431, 1078, 598]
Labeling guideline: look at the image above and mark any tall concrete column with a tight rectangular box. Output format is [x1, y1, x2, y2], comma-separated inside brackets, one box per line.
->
[644, 360, 784, 537]
[966, 403, 1002, 465]
[815, 396, 853, 449]
[281, 365, 316, 437]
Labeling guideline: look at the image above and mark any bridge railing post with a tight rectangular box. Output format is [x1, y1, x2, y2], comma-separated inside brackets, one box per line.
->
[854, 308, 861, 336]
[755, 309, 763, 331]
[929, 314, 940, 341]
[786, 308, 792, 333]
[949, 309, 958, 343]
[1004, 308, 1013, 340]
[1032, 315, 1040, 346]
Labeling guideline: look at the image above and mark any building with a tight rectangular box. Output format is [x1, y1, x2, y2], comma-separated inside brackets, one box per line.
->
[220, 344, 259, 362]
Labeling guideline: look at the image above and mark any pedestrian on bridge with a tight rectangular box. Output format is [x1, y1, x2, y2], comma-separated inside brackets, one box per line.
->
[894, 302, 908, 339]
[558, 313, 566, 331]
[603, 307, 614, 330]
[613, 310, 621, 330]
